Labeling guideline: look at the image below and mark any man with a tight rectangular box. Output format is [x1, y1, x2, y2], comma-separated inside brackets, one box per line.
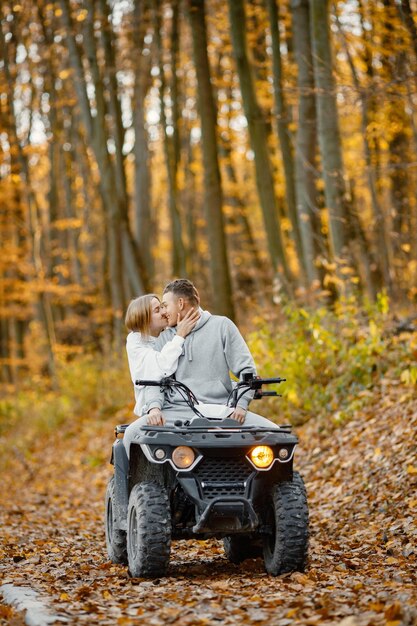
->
[123, 279, 274, 455]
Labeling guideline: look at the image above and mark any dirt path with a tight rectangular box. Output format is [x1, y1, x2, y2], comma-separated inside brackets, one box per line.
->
[1, 392, 416, 626]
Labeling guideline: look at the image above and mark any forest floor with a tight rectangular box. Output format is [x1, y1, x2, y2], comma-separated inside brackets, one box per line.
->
[0, 385, 416, 626]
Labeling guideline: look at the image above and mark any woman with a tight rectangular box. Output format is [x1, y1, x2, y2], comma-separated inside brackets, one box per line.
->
[125, 294, 199, 421]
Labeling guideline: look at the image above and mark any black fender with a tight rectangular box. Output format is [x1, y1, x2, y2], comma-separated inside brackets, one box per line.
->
[112, 439, 129, 532]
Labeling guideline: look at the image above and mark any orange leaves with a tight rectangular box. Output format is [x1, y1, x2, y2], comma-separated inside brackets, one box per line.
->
[1, 377, 417, 625]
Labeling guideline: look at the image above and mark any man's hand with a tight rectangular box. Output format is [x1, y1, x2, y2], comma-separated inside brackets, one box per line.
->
[147, 408, 165, 426]
[230, 406, 246, 424]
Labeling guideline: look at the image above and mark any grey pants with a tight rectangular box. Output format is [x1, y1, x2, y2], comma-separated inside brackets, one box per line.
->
[123, 405, 276, 458]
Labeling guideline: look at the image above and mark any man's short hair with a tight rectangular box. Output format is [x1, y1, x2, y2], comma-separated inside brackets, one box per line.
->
[163, 279, 200, 307]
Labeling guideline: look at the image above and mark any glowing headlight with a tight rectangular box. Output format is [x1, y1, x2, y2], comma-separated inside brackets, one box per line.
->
[172, 446, 195, 469]
[249, 445, 274, 469]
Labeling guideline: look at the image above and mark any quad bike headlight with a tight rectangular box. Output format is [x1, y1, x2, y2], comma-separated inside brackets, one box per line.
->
[249, 445, 274, 469]
[172, 446, 195, 469]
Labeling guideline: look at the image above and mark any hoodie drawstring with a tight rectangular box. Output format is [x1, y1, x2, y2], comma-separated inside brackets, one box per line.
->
[188, 333, 194, 361]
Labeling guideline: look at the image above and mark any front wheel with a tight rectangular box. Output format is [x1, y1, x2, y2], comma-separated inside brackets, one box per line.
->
[127, 481, 171, 578]
[105, 476, 128, 565]
[262, 472, 309, 576]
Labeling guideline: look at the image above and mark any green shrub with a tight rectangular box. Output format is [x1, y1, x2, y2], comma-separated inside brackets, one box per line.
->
[247, 293, 415, 424]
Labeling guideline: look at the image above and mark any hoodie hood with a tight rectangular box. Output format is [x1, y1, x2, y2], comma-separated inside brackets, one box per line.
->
[184, 309, 211, 361]
[162, 309, 211, 362]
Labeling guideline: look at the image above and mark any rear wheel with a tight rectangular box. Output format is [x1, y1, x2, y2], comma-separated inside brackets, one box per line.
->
[127, 481, 171, 578]
[223, 535, 262, 563]
[105, 476, 128, 565]
[262, 472, 309, 575]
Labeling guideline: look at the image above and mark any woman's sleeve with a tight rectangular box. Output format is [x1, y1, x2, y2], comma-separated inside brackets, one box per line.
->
[140, 335, 185, 380]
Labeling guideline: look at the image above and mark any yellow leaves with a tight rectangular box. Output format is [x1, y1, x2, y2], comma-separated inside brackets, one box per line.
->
[76, 9, 88, 22]
[406, 464, 417, 475]
[53, 217, 82, 231]
[400, 367, 417, 386]
[369, 319, 379, 339]
[60, 592, 70, 601]
[373, 447, 382, 459]
[286, 387, 300, 406]
[59, 69, 72, 80]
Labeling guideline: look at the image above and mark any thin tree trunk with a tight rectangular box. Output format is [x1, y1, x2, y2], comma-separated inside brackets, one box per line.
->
[153, 0, 187, 277]
[59, 0, 152, 343]
[62, 144, 82, 286]
[0, 26, 56, 377]
[309, 0, 351, 290]
[335, 12, 389, 296]
[133, 0, 153, 281]
[188, 0, 235, 319]
[291, 0, 321, 287]
[59, 0, 125, 339]
[228, 0, 292, 293]
[266, 0, 304, 277]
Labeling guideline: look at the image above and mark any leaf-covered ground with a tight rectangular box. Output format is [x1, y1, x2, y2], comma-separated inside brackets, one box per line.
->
[1, 387, 416, 626]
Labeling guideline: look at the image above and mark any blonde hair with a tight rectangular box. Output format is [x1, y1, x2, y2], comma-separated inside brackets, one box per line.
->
[125, 294, 159, 334]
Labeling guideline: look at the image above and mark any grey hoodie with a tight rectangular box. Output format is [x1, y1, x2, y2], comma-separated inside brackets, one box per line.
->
[142, 310, 256, 412]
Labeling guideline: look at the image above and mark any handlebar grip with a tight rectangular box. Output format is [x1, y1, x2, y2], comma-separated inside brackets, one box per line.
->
[135, 380, 164, 386]
[257, 377, 286, 384]
[261, 391, 279, 396]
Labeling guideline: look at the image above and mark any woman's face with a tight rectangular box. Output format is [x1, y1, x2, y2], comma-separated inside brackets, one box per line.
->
[149, 297, 168, 337]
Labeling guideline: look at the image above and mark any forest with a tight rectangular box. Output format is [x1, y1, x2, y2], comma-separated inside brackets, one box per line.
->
[1, 1, 416, 624]
[1, 0, 417, 380]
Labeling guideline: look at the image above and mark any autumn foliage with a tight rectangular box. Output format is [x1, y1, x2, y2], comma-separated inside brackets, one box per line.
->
[1, 0, 417, 622]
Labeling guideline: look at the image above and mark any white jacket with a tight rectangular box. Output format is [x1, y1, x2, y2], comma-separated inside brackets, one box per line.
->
[126, 331, 185, 416]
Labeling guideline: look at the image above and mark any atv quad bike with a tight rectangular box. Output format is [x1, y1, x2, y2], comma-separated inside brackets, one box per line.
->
[105, 374, 308, 578]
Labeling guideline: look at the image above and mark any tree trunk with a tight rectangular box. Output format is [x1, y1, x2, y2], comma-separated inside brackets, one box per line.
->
[188, 0, 235, 319]
[59, 0, 154, 344]
[0, 25, 56, 377]
[335, 12, 389, 296]
[290, 0, 321, 288]
[153, 0, 187, 277]
[266, 0, 304, 277]
[228, 0, 292, 293]
[133, 0, 154, 281]
[309, 0, 351, 290]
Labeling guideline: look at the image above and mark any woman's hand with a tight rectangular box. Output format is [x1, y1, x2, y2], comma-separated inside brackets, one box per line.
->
[147, 408, 165, 425]
[176, 308, 200, 338]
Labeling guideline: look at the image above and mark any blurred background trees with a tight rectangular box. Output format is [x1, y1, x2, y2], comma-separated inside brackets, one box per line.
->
[1, 0, 417, 383]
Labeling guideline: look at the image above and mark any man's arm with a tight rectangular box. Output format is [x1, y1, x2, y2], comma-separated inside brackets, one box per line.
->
[222, 318, 256, 420]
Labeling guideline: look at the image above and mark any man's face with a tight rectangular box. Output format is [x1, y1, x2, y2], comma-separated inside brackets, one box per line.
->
[161, 291, 182, 327]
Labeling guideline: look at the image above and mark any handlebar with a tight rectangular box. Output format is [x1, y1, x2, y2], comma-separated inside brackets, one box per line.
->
[241, 373, 286, 388]
[135, 373, 286, 409]
[136, 379, 168, 386]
